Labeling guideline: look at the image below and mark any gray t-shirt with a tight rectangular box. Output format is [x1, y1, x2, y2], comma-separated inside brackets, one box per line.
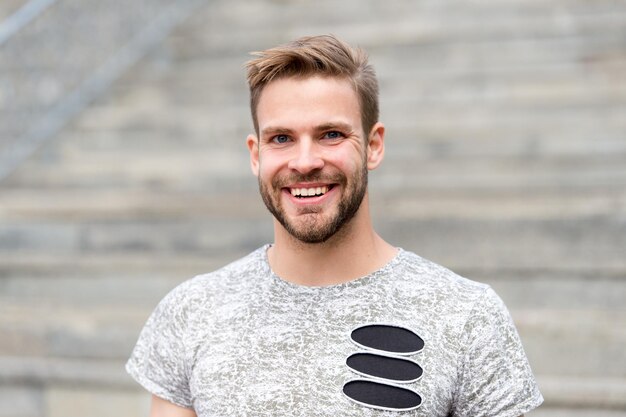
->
[126, 246, 543, 416]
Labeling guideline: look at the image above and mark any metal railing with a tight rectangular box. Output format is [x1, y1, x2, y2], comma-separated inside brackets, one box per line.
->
[0, 0, 206, 182]
[0, 0, 57, 46]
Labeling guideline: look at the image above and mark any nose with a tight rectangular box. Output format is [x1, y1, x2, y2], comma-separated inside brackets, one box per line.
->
[287, 139, 324, 174]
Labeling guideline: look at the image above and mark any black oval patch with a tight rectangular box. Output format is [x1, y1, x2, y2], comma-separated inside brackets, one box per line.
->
[343, 379, 422, 411]
[346, 352, 423, 383]
[350, 324, 424, 355]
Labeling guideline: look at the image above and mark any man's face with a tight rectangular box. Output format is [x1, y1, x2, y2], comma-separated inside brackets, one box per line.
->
[248, 76, 373, 244]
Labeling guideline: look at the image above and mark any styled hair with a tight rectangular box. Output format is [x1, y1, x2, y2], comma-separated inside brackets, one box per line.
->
[245, 35, 379, 137]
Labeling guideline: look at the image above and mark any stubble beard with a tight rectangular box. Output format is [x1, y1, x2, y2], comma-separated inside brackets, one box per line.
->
[258, 164, 368, 244]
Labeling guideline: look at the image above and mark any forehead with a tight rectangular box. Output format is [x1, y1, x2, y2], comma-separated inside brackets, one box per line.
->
[256, 75, 362, 132]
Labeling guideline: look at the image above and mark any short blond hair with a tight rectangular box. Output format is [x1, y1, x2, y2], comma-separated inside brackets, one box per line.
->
[245, 35, 379, 137]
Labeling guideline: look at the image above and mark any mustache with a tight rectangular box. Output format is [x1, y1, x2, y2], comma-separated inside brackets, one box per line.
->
[272, 172, 346, 188]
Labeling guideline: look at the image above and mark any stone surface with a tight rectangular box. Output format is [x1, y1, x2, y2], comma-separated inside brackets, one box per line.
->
[0, 0, 625, 414]
[45, 387, 149, 417]
[0, 385, 42, 417]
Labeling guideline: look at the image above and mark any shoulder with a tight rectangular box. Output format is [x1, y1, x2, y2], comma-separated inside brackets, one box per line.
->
[192, 245, 267, 286]
[394, 249, 492, 307]
[157, 246, 269, 315]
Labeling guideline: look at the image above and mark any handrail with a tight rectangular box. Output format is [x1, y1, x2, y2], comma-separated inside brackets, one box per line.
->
[0, 0, 205, 182]
[0, 0, 58, 46]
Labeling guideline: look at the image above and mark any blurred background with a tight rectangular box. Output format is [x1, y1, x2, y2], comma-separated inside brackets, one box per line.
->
[0, 0, 625, 416]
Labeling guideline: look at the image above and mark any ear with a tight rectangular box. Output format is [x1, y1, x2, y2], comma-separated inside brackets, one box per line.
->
[366, 122, 385, 170]
[247, 134, 260, 176]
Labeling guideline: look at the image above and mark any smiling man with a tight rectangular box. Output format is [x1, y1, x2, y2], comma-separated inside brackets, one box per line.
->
[126, 35, 543, 416]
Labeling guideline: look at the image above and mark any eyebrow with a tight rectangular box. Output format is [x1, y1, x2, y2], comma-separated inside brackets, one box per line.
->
[261, 122, 354, 137]
[260, 126, 294, 137]
[314, 122, 354, 133]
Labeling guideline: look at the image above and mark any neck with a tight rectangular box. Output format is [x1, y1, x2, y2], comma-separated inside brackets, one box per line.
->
[267, 199, 397, 286]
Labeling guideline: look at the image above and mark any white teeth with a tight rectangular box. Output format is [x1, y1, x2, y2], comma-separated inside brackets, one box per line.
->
[290, 186, 329, 197]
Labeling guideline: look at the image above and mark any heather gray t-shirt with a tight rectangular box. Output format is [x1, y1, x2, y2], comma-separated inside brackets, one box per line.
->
[126, 246, 543, 416]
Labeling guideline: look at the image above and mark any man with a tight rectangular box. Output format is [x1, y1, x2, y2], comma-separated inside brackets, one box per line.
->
[127, 35, 543, 416]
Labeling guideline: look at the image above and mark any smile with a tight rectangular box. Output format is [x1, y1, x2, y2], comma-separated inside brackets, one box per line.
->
[289, 185, 332, 198]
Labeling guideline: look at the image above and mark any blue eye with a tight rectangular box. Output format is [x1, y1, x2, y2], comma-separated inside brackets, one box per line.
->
[324, 131, 343, 139]
[273, 135, 289, 144]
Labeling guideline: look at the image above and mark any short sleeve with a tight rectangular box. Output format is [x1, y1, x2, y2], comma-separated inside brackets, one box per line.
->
[126, 283, 194, 408]
[454, 287, 543, 417]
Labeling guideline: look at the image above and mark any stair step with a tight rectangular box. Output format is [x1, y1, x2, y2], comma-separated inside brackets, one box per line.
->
[7, 149, 625, 190]
[0, 186, 623, 221]
[174, 1, 626, 59]
[0, 216, 624, 271]
[111, 56, 626, 109]
[537, 375, 626, 411]
[0, 301, 145, 360]
[377, 216, 626, 271]
[0, 218, 273, 255]
[44, 121, 626, 160]
[0, 189, 262, 220]
[514, 309, 626, 378]
[0, 356, 132, 388]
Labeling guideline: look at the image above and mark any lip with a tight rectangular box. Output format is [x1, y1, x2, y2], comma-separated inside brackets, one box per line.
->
[282, 183, 337, 205]
[288, 182, 331, 189]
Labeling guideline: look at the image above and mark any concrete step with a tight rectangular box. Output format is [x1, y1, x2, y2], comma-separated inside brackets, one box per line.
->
[38, 98, 622, 159]
[172, 1, 626, 59]
[516, 308, 626, 379]
[380, 64, 626, 102]
[383, 136, 626, 160]
[0, 383, 149, 417]
[25, 106, 626, 159]
[0, 299, 150, 360]
[536, 375, 626, 412]
[0, 215, 624, 269]
[383, 106, 626, 137]
[0, 210, 624, 272]
[373, 157, 626, 191]
[6, 143, 625, 190]
[377, 216, 626, 272]
[1, 187, 623, 222]
[6, 147, 250, 188]
[109, 54, 626, 110]
[0, 188, 262, 220]
[0, 252, 238, 308]
[0, 218, 273, 256]
[0, 357, 132, 388]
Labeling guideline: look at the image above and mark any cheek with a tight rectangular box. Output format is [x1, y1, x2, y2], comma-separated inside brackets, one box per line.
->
[326, 149, 364, 174]
[257, 153, 287, 185]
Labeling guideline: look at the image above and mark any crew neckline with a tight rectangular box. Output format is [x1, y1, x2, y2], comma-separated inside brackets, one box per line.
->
[259, 244, 405, 292]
